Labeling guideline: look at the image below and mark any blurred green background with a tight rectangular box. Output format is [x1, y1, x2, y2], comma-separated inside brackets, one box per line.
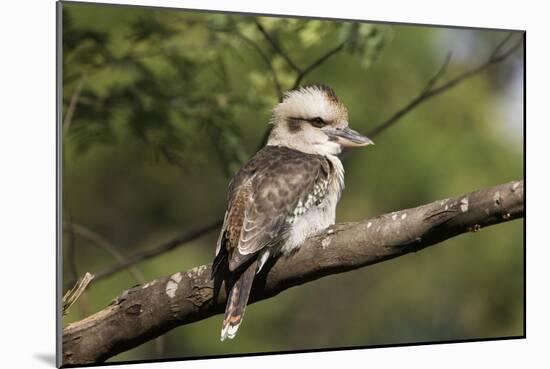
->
[61, 2, 524, 363]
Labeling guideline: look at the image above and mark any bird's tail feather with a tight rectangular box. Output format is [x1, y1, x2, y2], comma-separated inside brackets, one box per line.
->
[220, 260, 257, 341]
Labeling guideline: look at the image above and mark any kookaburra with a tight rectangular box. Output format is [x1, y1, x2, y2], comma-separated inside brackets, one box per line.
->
[212, 84, 373, 341]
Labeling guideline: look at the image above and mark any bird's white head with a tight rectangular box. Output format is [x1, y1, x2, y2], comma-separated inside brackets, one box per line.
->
[267, 85, 373, 156]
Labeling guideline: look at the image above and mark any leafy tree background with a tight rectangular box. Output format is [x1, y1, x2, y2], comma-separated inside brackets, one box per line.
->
[61, 2, 524, 363]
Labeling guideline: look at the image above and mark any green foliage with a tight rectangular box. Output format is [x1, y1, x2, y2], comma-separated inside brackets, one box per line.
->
[61, 2, 523, 363]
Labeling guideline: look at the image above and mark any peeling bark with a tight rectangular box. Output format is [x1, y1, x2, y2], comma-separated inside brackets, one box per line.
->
[62, 180, 524, 365]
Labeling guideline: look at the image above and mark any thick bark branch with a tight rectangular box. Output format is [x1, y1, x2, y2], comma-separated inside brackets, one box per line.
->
[62, 180, 524, 365]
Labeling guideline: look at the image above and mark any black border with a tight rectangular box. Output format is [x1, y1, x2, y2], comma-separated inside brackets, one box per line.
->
[56, 1, 526, 368]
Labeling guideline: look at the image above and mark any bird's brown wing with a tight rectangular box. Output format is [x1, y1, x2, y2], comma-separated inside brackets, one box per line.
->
[214, 145, 331, 274]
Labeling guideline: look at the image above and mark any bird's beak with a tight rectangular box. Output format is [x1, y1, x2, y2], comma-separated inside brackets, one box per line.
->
[326, 127, 374, 147]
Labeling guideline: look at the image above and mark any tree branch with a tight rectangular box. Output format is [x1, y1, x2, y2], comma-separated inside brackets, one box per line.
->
[63, 210, 79, 293]
[93, 220, 222, 282]
[63, 180, 524, 365]
[368, 32, 523, 137]
[232, 30, 284, 102]
[63, 272, 95, 316]
[62, 71, 87, 136]
[255, 19, 302, 75]
[254, 19, 350, 92]
[64, 223, 146, 284]
[292, 40, 347, 90]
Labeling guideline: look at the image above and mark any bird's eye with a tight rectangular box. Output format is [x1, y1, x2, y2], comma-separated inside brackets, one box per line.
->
[310, 117, 326, 127]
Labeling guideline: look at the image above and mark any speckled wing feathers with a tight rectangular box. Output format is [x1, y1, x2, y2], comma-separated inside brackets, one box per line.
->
[217, 145, 331, 272]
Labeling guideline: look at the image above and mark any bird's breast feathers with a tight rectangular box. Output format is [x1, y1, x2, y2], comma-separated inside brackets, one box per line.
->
[282, 154, 343, 254]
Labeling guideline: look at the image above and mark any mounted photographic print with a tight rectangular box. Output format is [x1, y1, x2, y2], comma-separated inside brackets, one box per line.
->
[57, 1, 525, 366]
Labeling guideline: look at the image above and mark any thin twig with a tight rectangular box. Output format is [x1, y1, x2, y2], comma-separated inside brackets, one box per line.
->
[64, 223, 146, 284]
[422, 52, 453, 93]
[255, 19, 302, 74]
[63, 71, 87, 136]
[64, 209, 79, 292]
[209, 23, 284, 102]
[426, 36, 523, 99]
[292, 40, 348, 90]
[233, 31, 284, 102]
[368, 32, 523, 137]
[490, 32, 514, 59]
[93, 219, 223, 282]
[62, 272, 95, 316]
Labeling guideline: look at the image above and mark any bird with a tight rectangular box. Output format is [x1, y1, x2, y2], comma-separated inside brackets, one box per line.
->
[212, 84, 373, 341]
